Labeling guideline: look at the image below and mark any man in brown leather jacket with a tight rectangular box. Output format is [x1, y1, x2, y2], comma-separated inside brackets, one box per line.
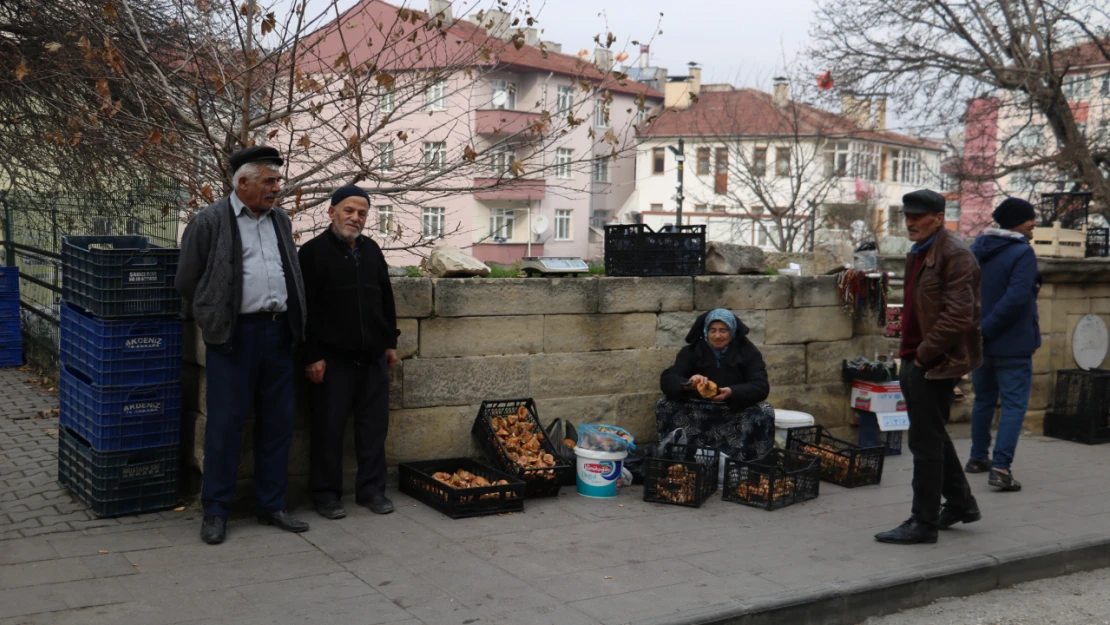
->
[876, 189, 983, 545]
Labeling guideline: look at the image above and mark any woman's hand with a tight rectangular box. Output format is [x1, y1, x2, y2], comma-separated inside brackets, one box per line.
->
[685, 375, 708, 390]
[711, 386, 733, 402]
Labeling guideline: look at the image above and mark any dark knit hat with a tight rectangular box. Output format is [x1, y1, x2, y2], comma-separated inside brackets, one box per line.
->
[992, 197, 1036, 229]
[330, 184, 371, 207]
[901, 189, 946, 214]
[229, 146, 283, 173]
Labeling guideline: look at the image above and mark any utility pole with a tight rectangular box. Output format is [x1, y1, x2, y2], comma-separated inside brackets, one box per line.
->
[669, 139, 685, 227]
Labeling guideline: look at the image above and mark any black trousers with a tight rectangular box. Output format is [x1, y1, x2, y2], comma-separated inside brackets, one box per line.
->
[901, 361, 974, 526]
[308, 354, 390, 505]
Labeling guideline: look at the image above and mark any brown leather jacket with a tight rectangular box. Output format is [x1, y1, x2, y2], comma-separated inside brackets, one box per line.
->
[905, 227, 983, 379]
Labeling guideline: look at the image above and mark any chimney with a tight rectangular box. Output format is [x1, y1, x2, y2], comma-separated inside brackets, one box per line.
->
[639, 44, 650, 70]
[689, 65, 702, 95]
[541, 40, 562, 53]
[772, 76, 789, 108]
[428, 0, 452, 22]
[841, 94, 870, 127]
[523, 28, 539, 47]
[595, 48, 614, 73]
[471, 9, 512, 40]
[873, 96, 887, 130]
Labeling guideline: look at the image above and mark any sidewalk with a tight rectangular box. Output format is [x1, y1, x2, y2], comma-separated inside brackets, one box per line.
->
[2, 366, 1110, 625]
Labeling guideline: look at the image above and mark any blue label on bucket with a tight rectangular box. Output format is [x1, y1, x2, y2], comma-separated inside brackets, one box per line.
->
[576, 458, 623, 498]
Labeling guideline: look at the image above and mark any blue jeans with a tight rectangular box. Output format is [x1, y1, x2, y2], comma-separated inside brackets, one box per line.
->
[970, 356, 1033, 471]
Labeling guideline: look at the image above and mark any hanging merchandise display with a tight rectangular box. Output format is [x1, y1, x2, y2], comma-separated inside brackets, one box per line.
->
[837, 269, 890, 327]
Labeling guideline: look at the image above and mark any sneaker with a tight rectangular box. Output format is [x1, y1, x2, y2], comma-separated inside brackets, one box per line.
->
[989, 469, 1022, 491]
[964, 459, 992, 474]
[937, 499, 982, 529]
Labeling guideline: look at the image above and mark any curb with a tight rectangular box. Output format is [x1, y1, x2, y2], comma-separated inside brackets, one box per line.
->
[635, 533, 1110, 625]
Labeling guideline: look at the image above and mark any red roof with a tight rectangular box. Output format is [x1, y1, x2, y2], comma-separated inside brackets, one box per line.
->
[298, 0, 662, 98]
[1055, 39, 1110, 70]
[640, 89, 943, 151]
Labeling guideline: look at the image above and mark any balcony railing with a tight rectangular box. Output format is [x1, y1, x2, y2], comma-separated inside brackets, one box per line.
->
[473, 178, 546, 201]
[475, 109, 546, 137]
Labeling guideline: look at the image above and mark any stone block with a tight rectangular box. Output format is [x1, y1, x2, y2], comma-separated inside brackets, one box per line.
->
[614, 393, 663, 443]
[434, 278, 598, 317]
[1037, 299, 1053, 334]
[1023, 410, 1046, 434]
[853, 314, 888, 337]
[1029, 373, 1053, 411]
[184, 323, 206, 367]
[396, 319, 419, 359]
[392, 278, 433, 318]
[427, 246, 491, 277]
[544, 314, 656, 353]
[705, 242, 764, 275]
[183, 363, 206, 415]
[1093, 298, 1110, 314]
[420, 316, 543, 358]
[792, 276, 841, 308]
[529, 350, 672, 399]
[806, 336, 892, 384]
[182, 411, 204, 471]
[767, 384, 851, 428]
[1055, 283, 1110, 299]
[761, 345, 807, 387]
[1051, 300, 1091, 334]
[598, 277, 694, 313]
[403, 355, 530, 408]
[1038, 283, 1055, 298]
[765, 307, 853, 345]
[541, 395, 619, 427]
[693, 276, 793, 311]
[657, 310, 767, 349]
[1032, 337, 1053, 375]
[385, 405, 479, 465]
[389, 362, 402, 410]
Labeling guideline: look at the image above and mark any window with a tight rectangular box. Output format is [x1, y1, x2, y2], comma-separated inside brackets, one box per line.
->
[650, 203, 664, 212]
[1012, 169, 1041, 192]
[757, 221, 778, 247]
[753, 148, 767, 178]
[945, 200, 961, 223]
[889, 149, 902, 182]
[557, 86, 574, 113]
[593, 157, 609, 183]
[696, 148, 711, 175]
[695, 204, 708, 211]
[555, 209, 572, 240]
[1101, 73, 1110, 97]
[901, 151, 921, 185]
[556, 148, 573, 179]
[380, 88, 395, 114]
[887, 206, 905, 234]
[825, 141, 851, 177]
[853, 143, 880, 181]
[490, 147, 513, 174]
[775, 148, 791, 177]
[591, 210, 610, 229]
[714, 147, 728, 194]
[652, 148, 665, 174]
[425, 80, 448, 111]
[422, 207, 445, 237]
[1062, 73, 1091, 102]
[492, 79, 516, 110]
[636, 105, 649, 127]
[126, 217, 142, 235]
[1012, 126, 1044, 149]
[595, 102, 610, 128]
[423, 141, 446, 171]
[490, 208, 514, 239]
[378, 142, 394, 173]
[377, 206, 395, 235]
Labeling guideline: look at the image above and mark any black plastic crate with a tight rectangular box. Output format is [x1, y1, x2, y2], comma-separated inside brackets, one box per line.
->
[1044, 410, 1110, 445]
[1053, 370, 1110, 425]
[59, 366, 181, 452]
[604, 224, 706, 277]
[1087, 228, 1109, 258]
[399, 458, 526, 519]
[60, 303, 184, 387]
[842, 360, 898, 383]
[723, 448, 820, 511]
[61, 236, 180, 318]
[786, 425, 885, 488]
[472, 398, 574, 498]
[856, 410, 904, 456]
[642, 443, 719, 508]
[57, 426, 178, 517]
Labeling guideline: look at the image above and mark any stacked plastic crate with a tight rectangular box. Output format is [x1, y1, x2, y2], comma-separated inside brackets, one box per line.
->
[0, 266, 21, 367]
[57, 236, 183, 517]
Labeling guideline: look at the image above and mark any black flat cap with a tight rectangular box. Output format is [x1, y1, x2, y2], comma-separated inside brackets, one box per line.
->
[229, 146, 283, 173]
[902, 189, 946, 214]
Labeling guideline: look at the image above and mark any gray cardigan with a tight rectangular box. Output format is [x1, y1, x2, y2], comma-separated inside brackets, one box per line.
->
[175, 196, 306, 350]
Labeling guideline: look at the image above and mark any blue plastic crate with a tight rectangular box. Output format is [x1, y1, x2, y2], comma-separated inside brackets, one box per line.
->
[59, 366, 181, 452]
[0, 266, 18, 296]
[57, 426, 178, 517]
[60, 303, 183, 387]
[61, 236, 180, 318]
[0, 346, 21, 368]
[0, 298, 19, 319]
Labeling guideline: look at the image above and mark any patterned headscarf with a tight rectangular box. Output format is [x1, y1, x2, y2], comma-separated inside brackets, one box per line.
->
[704, 309, 738, 362]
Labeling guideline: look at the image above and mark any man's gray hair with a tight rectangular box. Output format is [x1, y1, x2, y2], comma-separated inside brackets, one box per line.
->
[231, 160, 282, 187]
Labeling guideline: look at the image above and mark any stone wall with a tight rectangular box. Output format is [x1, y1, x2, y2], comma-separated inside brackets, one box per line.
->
[180, 275, 901, 480]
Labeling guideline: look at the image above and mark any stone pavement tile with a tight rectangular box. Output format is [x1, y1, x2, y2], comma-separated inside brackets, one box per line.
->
[396, 493, 589, 539]
[49, 527, 173, 558]
[122, 551, 344, 596]
[0, 536, 59, 565]
[535, 556, 717, 603]
[233, 571, 376, 612]
[0, 584, 67, 619]
[80, 553, 140, 578]
[568, 573, 781, 625]
[122, 532, 315, 570]
[815, 501, 917, 531]
[1060, 493, 1110, 516]
[217, 592, 413, 625]
[982, 502, 1087, 530]
[469, 590, 597, 625]
[128, 588, 256, 623]
[0, 601, 198, 625]
[403, 594, 485, 625]
[54, 577, 132, 609]
[0, 556, 94, 589]
[344, 553, 449, 610]
[21, 523, 75, 538]
[297, 519, 381, 563]
[341, 509, 461, 561]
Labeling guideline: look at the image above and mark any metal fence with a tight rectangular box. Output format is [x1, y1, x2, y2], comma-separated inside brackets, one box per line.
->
[0, 186, 181, 374]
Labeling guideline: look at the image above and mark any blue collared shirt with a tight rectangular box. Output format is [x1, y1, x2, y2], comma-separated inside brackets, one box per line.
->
[231, 192, 288, 314]
[911, 232, 938, 255]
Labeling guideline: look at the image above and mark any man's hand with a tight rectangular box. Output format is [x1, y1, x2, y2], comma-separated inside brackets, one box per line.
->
[685, 374, 708, 390]
[306, 360, 326, 384]
[711, 386, 733, 403]
[385, 349, 399, 370]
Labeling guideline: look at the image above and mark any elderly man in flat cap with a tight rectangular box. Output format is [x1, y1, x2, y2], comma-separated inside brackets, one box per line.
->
[875, 189, 983, 546]
[298, 185, 399, 520]
[176, 146, 310, 544]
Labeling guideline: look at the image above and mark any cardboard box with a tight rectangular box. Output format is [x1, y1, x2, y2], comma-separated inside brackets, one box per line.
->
[850, 381, 906, 413]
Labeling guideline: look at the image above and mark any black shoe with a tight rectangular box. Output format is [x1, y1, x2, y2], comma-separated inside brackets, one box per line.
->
[937, 499, 982, 530]
[201, 515, 227, 545]
[989, 469, 1022, 491]
[359, 494, 394, 515]
[315, 501, 347, 520]
[257, 510, 310, 533]
[875, 518, 938, 545]
[965, 459, 992, 474]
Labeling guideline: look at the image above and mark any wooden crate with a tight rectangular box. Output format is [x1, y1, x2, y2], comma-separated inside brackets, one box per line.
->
[1032, 222, 1086, 259]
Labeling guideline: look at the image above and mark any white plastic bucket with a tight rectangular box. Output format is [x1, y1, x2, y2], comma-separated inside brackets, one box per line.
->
[574, 447, 628, 498]
[774, 409, 815, 449]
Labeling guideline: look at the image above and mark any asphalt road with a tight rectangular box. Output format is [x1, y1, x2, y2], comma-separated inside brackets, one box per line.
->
[859, 568, 1110, 625]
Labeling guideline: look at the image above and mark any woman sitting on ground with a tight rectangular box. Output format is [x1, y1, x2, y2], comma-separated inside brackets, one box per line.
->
[657, 309, 775, 461]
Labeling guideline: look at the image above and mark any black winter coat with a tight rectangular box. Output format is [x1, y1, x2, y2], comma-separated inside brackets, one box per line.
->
[660, 312, 771, 412]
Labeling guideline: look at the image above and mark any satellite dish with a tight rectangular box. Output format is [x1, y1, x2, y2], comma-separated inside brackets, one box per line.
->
[492, 91, 508, 108]
[1072, 314, 1109, 371]
[531, 214, 550, 235]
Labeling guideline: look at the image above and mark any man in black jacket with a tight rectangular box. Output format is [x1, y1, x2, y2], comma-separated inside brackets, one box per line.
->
[299, 185, 399, 519]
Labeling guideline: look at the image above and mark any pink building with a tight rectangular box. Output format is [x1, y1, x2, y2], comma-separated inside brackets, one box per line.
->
[288, 0, 663, 265]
